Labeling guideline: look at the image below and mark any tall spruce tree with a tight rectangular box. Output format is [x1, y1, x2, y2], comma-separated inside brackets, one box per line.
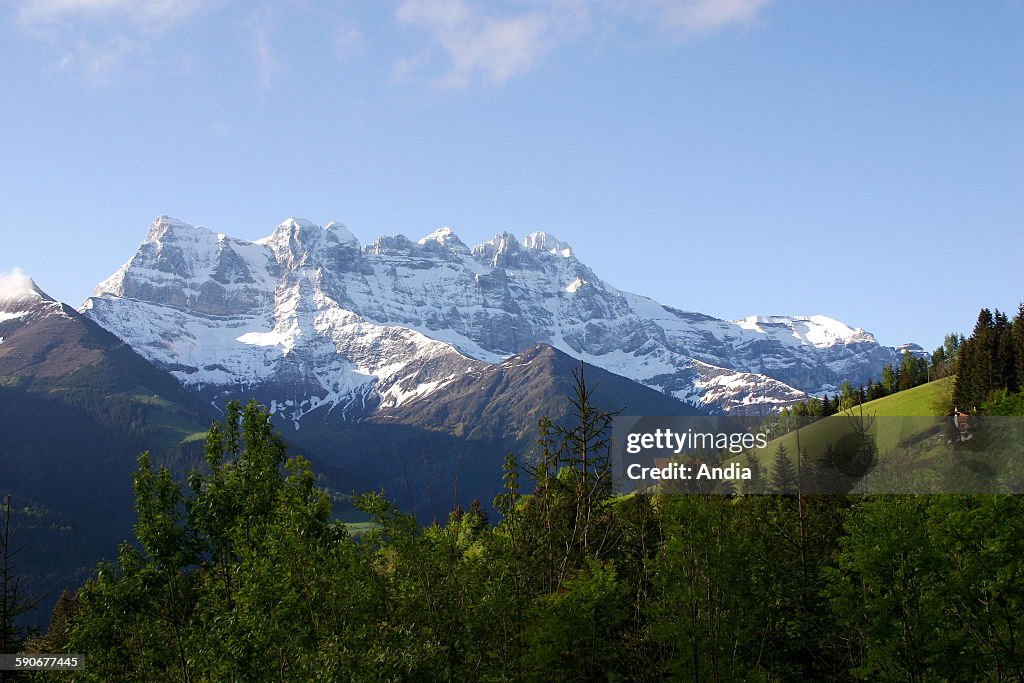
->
[771, 443, 797, 495]
[995, 310, 1018, 393]
[1015, 304, 1024, 392]
[881, 364, 898, 395]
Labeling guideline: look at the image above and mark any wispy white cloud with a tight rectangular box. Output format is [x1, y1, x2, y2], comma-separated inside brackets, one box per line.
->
[14, 0, 775, 90]
[254, 32, 281, 92]
[17, 0, 214, 32]
[66, 35, 139, 85]
[395, 0, 588, 88]
[332, 23, 366, 61]
[14, 0, 220, 83]
[623, 0, 773, 38]
[394, 0, 773, 88]
[241, 8, 283, 96]
[15, 0, 288, 93]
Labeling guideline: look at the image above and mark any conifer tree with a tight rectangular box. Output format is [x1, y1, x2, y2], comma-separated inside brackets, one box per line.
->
[31, 589, 79, 654]
[1015, 304, 1024, 392]
[996, 310, 1018, 393]
[955, 308, 1001, 408]
[817, 442, 836, 476]
[771, 443, 797, 495]
[840, 381, 857, 411]
[742, 452, 764, 495]
[881, 364, 898, 395]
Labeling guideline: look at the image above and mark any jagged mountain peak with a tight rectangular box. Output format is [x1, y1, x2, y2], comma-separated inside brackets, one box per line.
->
[257, 218, 358, 246]
[323, 221, 357, 241]
[473, 231, 519, 251]
[365, 234, 418, 256]
[896, 342, 930, 359]
[265, 217, 359, 244]
[0, 270, 67, 326]
[522, 231, 572, 258]
[143, 215, 212, 244]
[82, 214, 912, 415]
[0, 274, 74, 334]
[471, 232, 525, 268]
[731, 314, 875, 348]
[259, 218, 360, 274]
[418, 226, 455, 243]
[471, 231, 574, 267]
[278, 216, 319, 230]
[417, 226, 469, 253]
[0, 268, 48, 307]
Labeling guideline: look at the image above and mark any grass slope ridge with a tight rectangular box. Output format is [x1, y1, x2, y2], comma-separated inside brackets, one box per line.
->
[754, 377, 955, 473]
[851, 376, 954, 417]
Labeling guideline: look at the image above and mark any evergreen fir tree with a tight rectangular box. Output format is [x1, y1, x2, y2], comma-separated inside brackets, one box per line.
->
[1014, 304, 1024, 392]
[742, 452, 764, 495]
[807, 397, 822, 417]
[881, 364, 898, 395]
[815, 442, 841, 492]
[955, 309, 1000, 408]
[995, 310, 1018, 393]
[899, 350, 919, 391]
[31, 589, 79, 654]
[840, 381, 856, 411]
[771, 443, 797, 495]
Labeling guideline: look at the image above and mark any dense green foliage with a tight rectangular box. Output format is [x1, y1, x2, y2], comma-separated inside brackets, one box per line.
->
[38, 382, 1024, 681]
[983, 389, 1024, 417]
[955, 305, 1024, 412]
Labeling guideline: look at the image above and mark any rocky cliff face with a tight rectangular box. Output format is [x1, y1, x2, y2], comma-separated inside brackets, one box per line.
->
[80, 216, 907, 418]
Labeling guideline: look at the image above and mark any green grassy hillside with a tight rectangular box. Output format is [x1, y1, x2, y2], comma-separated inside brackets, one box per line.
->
[849, 376, 954, 417]
[750, 377, 956, 471]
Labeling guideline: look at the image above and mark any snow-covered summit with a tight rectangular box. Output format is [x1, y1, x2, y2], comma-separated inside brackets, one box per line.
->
[417, 227, 470, 256]
[143, 215, 201, 243]
[522, 231, 572, 258]
[0, 268, 45, 306]
[416, 226, 457, 246]
[0, 271, 68, 327]
[731, 314, 876, 348]
[896, 342, 930, 360]
[81, 215, 908, 415]
[471, 232, 524, 268]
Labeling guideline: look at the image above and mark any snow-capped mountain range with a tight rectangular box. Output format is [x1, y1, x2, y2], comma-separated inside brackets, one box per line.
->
[79, 216, 911, 421]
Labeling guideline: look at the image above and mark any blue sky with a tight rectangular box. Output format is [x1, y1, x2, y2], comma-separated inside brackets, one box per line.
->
[1, 0, 1021, 350]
